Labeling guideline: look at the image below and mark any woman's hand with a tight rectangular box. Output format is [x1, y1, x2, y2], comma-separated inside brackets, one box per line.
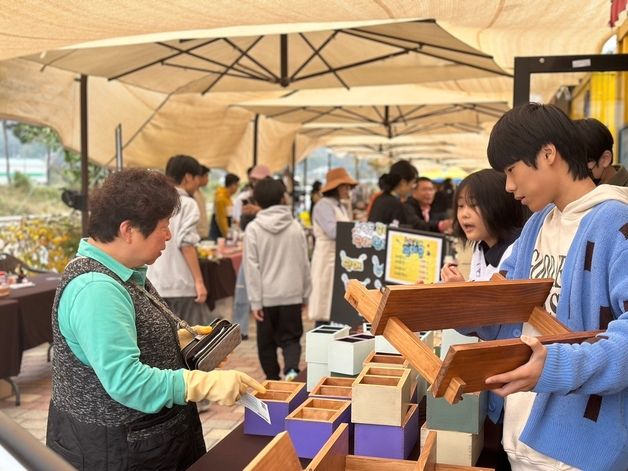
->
[441, 263, 465, 282]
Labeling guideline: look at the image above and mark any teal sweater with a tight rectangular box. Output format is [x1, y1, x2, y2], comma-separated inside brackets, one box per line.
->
[58, 240, 187, 413]
[469, 201, 628, 470]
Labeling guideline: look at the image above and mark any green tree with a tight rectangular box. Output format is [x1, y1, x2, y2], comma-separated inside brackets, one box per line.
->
[9, 122, 61, 184]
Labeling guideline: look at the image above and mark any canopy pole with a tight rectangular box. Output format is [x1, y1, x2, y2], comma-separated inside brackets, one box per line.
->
[303, 155, 308, 194]
[327, 150, 332, 171]
[355, 155, 360, 181]
[115, 124, 123, 171]
[280, 34, 289, 87]
[291, 139, 296, 215]
[252, 114, 259, 166]
[80, 74, 89, 237]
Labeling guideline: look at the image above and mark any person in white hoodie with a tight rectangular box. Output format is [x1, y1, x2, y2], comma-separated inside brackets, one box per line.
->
[244, 177, 311, 381]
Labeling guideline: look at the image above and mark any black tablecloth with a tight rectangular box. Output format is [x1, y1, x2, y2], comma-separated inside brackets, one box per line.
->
[200, 259, 237, 311]
[0, 274, 59, 378]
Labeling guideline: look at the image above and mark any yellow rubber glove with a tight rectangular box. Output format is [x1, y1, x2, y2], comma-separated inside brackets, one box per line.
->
[183, 370, 267, 406]
[177, 325, 214, 349]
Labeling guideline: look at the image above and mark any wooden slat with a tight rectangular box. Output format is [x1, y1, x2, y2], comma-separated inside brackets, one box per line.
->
[344, 280, 383, 323]
[432, 330, 601, 401]
[345, 455, 417, 471]
[383, 317, 441, 384]
[370, 279, 553, 334]
[415, 430, 437, 471]
[244, 431, 302, 471]
[307, 423, 349, 471]
[527, 306, 570, 335]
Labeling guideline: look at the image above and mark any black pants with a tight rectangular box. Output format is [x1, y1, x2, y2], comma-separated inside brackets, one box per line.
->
[256, 304, 303, 379]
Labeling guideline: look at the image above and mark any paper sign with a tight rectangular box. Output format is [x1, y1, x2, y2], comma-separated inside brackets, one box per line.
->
[238, 392, 271, 424]
[385, 228, 444, 285]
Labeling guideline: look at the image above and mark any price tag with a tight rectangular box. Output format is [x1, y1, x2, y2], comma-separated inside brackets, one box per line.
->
[237, 392, 271, 424]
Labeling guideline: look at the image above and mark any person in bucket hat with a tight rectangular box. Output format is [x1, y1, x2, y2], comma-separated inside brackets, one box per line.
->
[308, 167, 357, 326]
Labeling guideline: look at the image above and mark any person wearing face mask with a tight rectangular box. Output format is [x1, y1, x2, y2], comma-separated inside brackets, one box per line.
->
[574, 118, 628, 187]
[309, 168, 357, 327]
[367, 159, 419, 226]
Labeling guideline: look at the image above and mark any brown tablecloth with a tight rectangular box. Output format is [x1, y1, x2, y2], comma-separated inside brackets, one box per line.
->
[0, 274, 59, 378]
[200, 258, 237, 311]
[0, 299, 21, 378]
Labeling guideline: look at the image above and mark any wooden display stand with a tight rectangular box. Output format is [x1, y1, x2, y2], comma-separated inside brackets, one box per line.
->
[344, 276, 601, 404]
[244, 423, 493, 471]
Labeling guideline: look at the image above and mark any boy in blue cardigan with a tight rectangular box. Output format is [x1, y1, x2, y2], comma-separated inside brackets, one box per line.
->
[474, 103, 628, 470]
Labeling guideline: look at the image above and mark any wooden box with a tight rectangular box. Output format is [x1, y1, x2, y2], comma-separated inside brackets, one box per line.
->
[427, 391, 487, 435]
[285, 397, 351, 459]
[307, 361, 330, 392]
[244, 380, 307, 436]
[305, 324, 351, 364]
[309, 376, 354, 400]
[354, 403, 419, 460]
[421, 422, 483, 467]
[328, 333, 375, 375]
[352, 365, 412, 426]
[363, 351, 423, 402]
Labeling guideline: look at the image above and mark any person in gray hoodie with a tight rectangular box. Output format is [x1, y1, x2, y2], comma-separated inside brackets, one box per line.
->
[244, 177, 311, 381]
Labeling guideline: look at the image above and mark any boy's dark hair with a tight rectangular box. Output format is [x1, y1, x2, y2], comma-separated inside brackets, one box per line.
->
[378, 159, 419, 192]
[225, 173, 240, 187]
[165, 154, 202, 184]
[200, 165, 210, 176]
[573, 118, 614, 164]
[253, 177, 286, 209]
[487, 103, 589, 180]
[88, 169, 180, 243]
[452, 169, 528, 244]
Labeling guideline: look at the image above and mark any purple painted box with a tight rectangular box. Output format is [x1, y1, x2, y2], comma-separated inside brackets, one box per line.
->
[243, 380, 307, 436]
[285, 398, 351, 459]
[354, 403, 419, 460]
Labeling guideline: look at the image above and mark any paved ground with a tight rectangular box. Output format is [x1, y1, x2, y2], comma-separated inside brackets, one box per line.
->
[0, 313, 313, 451]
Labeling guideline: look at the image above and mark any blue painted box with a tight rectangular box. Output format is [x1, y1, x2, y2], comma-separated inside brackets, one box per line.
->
[354, 403, 419, 460]
[243, 380, 307, 436]
[285, 397, 351, 459]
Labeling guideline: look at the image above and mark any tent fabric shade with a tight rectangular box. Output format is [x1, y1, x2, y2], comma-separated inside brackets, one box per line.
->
[26, 20, 508, 95]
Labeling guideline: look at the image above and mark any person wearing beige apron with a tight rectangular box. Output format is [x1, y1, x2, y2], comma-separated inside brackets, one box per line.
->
[309, 168, 357, 326]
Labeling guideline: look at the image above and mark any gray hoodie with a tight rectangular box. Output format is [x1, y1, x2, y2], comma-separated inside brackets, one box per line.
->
[244, 205, 311, 310]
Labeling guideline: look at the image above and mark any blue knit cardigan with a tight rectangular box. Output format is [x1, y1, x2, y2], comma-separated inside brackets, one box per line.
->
[468, 201, 628, 470]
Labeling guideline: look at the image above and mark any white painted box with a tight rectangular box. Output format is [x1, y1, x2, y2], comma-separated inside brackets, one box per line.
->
[439, 329, 479, 360]
[306, 361, 330, 392]
[328, 334, 375, 376]
[305, 324, 351, 364]
[374, 330, 434, 354]
[420, 422, 483, 466]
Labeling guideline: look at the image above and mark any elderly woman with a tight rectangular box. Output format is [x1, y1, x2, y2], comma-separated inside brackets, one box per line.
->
[46, 169, 264, 470]
[308, 168, 357, 326]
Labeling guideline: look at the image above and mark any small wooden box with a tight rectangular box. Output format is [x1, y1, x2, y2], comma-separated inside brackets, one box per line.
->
[243, 380, 307, 436]
[307, 361, 330, 392]
[305, 324, 351, 364]
[420, 422, 484, 466]
[354, 403, 419, 459]
[309, 376, 354, 400]
[328, 333, 375, 375]
[352, 365, 412, 426]
[285, 397, 351, 459]
[427, 391, 487, 434]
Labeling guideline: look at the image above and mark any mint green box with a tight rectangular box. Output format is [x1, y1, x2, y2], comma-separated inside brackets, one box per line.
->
[426, 391, 487, 434]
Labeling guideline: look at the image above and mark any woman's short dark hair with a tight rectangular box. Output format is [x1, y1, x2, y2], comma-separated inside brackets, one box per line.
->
[88, 169, 180, 243]
[378, 159, 418, 193]
[487, 103, 589, 180]
[225, 173, 240, 187]
[253, 177, 286, 209]
[165, 154, 202, 184]
[573, 118, 614, 164]
[452, 169, 528, 244]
